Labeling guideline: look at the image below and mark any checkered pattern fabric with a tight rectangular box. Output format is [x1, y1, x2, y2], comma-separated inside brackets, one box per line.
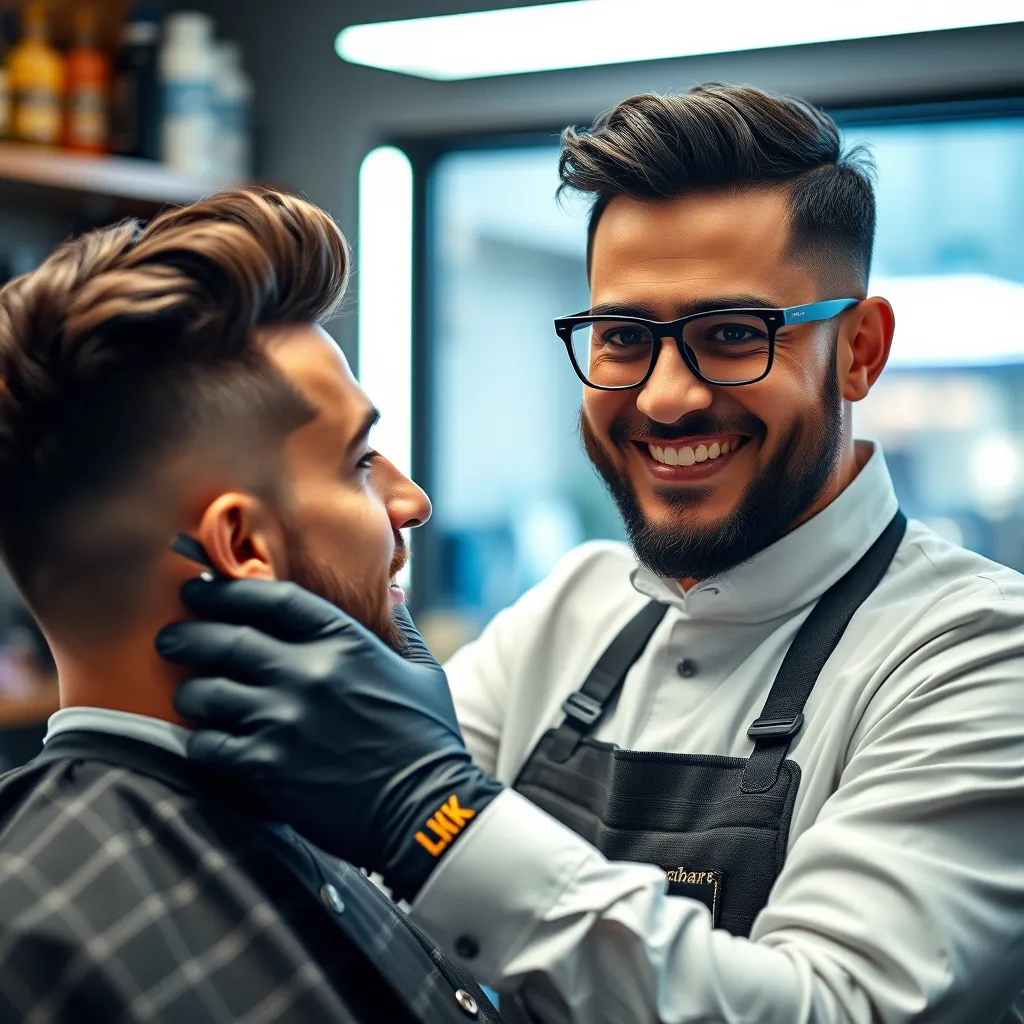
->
[0, 732, 500, 1024]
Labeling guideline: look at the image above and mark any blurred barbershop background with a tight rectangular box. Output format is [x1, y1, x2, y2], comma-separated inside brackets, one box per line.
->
[0, 0, 1021, 760]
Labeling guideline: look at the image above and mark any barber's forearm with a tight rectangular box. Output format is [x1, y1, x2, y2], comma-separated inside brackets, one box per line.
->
[410, 789, 806, 1024]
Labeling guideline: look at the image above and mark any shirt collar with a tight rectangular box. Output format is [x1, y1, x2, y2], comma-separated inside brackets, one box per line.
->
[631, 441, 899, 624]
[44, 706, 191, 759]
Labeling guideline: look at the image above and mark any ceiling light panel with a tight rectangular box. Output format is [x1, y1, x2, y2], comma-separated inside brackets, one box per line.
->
[336, 0, 1024, 81]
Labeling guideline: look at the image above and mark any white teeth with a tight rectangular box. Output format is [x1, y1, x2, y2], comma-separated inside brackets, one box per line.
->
[648, 440, 737, 465]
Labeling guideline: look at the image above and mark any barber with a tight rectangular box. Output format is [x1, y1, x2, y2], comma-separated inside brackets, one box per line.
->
[157, 84, 1024, 1023]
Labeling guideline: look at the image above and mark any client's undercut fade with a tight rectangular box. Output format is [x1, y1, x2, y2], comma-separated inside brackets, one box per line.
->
[560, 83, 876, 292]
[0, 188, 349, 638]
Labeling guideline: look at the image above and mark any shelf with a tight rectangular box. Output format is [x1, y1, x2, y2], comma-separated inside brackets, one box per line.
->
[0, 142, 243, 215]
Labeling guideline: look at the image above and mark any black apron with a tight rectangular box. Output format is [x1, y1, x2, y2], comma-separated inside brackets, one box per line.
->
[514, 511, 906, 940]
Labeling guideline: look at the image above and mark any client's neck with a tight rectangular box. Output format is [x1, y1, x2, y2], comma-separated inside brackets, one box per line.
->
[54, 632, 190, 727]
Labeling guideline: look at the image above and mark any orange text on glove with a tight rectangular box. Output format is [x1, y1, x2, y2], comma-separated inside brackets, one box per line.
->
[414, 796, 477, 857]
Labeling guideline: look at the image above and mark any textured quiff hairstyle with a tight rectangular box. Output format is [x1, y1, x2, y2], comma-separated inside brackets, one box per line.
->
[560, 83, 877, 292]
[0, 188, 349, 637]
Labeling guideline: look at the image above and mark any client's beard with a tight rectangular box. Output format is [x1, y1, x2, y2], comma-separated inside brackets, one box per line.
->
[281, 518, 408, 654]
[581, 347, 844, 581]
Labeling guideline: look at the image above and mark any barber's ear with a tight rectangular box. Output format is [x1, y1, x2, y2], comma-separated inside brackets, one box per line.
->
[840, 296, 895, 402]
[196, 493, 287, 581]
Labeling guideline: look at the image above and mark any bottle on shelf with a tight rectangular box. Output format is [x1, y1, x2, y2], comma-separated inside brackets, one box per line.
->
[213, 41, 252, 181]
[9, 1, 64, 147]
[111, 2, 160, 161]
[64, 4, 111, 154]
[159, 11, 215, 176]
[0, 13, 12, 141]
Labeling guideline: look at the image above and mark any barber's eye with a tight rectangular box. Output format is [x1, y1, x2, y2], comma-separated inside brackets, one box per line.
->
[357, 450, 380, 470]
[709, 323, 765, 343]
[606, 329, 647, 350]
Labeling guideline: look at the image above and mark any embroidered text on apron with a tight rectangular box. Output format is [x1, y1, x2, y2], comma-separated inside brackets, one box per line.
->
[514, 511, 906, 939]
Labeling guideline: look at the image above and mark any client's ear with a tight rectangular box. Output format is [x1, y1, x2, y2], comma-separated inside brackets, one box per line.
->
[197, 493, 286, 580]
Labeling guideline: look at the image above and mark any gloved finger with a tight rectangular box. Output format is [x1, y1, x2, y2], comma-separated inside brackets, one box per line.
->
[177, 576, 354, 643]
[156, 619, 294, 680]
[185, 728, 272, 769]
[391, 604, 442, 670]
[173, 675, 279, 730]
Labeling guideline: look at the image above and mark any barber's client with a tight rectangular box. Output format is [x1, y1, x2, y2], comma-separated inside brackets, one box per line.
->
[0, 189, 498, 1024]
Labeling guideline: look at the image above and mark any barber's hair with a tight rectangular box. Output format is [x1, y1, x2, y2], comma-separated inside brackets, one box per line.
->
[560, 83, 876, 290]
[0, 188, 349, 636]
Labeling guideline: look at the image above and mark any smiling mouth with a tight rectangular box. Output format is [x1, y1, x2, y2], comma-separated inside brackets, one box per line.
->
[632, 435, 750, 472]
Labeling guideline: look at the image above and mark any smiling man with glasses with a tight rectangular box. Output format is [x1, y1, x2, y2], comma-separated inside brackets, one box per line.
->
[159, 85, 1024, 1024]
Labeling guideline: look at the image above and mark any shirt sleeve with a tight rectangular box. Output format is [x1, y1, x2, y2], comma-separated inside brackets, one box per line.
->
[444, 613, 514, 777]
[413, 597, 1024, 1024]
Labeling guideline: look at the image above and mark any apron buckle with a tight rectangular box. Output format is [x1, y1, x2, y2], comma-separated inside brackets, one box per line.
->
[562, 691, 603, 726]
[747, 713, 804, 740]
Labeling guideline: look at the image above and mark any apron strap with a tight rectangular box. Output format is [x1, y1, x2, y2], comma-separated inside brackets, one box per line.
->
[546, 599, 670, 763]
[741, 510, 908, 794]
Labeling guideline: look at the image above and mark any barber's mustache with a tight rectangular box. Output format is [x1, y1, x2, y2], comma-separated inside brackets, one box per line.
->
[608, 410, 766, 446]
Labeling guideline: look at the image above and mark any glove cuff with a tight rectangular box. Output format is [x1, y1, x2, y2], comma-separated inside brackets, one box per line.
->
[379, 763, 504, 902]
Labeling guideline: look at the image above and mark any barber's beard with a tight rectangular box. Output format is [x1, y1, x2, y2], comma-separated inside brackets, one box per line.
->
[581, 348, 843, 582]
[281, 522, 409, 654]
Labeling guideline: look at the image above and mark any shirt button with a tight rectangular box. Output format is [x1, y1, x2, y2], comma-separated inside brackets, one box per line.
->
[455, 989, 479, 1018]
[455, 934, 480, 959]
[319, 883, 345, 914]
[677, 659, 698, 678]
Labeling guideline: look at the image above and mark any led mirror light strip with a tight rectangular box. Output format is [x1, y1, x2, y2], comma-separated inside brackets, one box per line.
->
[358, 146, 414, 583]
[336, 0, 1024, 81]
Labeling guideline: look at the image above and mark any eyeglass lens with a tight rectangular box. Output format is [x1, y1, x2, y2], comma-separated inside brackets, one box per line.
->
[569, 314, 772, 387]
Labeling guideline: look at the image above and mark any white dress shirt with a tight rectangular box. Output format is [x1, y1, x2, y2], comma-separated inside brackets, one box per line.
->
[411, 443, 1024, 1024]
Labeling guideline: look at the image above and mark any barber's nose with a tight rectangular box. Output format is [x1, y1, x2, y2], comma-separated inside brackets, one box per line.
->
[635, 338, 714, 424]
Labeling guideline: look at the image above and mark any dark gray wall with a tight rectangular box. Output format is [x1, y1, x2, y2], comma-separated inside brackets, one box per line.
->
[203, 0, 1024, 358]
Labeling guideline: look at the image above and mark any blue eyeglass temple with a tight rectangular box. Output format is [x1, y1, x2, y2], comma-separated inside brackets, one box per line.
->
[781, 297, 859, 326]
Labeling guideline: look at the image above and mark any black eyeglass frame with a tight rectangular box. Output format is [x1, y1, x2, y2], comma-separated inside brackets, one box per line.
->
[554, 298, 860, 391]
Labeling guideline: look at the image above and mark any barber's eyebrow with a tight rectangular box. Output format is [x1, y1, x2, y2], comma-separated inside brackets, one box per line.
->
[347, 406, 381, 455]
[588, 295, 781, 320]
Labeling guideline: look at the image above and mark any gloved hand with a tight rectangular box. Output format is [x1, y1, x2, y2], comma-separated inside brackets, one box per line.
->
[155, 577, 504, 901]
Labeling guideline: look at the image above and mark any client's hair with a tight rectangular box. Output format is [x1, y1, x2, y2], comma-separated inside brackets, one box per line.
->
[0, 188, 349, 638]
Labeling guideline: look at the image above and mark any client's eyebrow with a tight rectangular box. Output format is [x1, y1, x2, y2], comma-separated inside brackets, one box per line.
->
[347, 406, 381, 455]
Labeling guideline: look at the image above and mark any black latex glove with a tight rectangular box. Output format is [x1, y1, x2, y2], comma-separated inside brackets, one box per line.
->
[156, 577, 504, 901]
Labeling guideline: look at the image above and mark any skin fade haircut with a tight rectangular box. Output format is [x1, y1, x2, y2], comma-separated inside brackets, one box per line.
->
[562, 84, 879, 579]
[0, 188, 349, 640]
[562, 83, 877, 292]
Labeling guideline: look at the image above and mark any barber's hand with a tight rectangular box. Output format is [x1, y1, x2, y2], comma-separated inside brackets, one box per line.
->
[155, 577, 504, 901]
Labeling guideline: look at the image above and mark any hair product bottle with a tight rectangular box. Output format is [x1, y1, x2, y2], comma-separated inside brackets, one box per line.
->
[159, 11, 215, 175]
[64, 4, 111, 153]
[0, 14, 12, 141]
[111, 2, 160, 160]
[213, 41, 251, 180]
[9, 1, 64, 146]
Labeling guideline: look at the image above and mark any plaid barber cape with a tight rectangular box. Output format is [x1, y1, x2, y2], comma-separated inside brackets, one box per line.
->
[0, 730, 500, 1024]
